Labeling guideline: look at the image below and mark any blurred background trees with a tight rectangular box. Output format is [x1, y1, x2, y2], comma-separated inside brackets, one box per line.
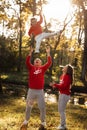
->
[0, 0, 87, 94]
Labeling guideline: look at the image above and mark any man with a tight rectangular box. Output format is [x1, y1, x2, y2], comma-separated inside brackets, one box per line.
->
[20, 46, 52, 130]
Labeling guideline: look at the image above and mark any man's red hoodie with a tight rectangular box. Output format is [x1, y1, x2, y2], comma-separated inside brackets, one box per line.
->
[26, 55, 52, 89]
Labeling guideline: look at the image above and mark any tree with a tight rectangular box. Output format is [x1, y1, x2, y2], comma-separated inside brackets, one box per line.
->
[72, 0, 87, 84]
[0, 36, 18, 94]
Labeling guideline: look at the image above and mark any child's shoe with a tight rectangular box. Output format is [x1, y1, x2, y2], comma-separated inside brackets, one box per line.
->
[35, 50, 40, 53]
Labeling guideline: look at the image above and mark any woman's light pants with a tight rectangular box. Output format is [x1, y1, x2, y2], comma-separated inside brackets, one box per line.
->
[58, 94, 70, 126]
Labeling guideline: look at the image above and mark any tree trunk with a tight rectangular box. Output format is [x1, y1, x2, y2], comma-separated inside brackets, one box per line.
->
[81, 10, 87, 84]
[17, 0, 22, 72]
[0, 75, 3, 94]
[33, 0, 36, 16]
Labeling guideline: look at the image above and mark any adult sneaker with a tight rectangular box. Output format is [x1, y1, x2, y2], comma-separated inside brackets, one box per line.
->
[56, 125, 67, 130]
[20, 123, 28, 130]
[38, 124, 47, 130]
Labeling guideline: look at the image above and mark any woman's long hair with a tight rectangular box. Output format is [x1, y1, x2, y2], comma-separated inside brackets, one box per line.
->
[66, 65, 74, 84]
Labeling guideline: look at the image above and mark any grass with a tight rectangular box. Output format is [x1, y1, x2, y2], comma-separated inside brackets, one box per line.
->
[0, 95, 87, 130]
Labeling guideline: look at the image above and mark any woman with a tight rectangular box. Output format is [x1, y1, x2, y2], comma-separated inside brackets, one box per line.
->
[50, 65, 73, 130]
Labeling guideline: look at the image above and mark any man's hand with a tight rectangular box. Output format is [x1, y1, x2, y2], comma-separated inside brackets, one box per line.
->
[46, 46, 50, 56]
[29, 46, 34, 56]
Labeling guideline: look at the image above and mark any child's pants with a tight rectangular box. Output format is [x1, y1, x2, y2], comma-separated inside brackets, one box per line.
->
[25, 88, 46, 124]
[58, 93, 70, 126]
[35, 31, 59, 52]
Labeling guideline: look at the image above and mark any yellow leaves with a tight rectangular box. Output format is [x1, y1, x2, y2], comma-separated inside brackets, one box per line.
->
[0, 97, 87, 130]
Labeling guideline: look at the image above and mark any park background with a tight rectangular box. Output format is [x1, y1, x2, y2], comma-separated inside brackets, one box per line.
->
[0, 0, 87, 129]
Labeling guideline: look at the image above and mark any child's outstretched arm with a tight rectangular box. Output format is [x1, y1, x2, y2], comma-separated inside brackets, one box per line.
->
[37, 10, 43, 24]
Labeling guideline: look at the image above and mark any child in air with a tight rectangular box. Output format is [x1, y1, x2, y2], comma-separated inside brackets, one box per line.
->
[28, 12, 61, 53]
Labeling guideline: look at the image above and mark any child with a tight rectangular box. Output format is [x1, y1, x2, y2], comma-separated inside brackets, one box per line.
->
[49, 64, 73, 130]
[28, 12, 61, 53]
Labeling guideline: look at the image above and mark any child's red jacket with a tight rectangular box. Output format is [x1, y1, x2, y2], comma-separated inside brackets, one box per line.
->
[28, 14, 43, 37]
